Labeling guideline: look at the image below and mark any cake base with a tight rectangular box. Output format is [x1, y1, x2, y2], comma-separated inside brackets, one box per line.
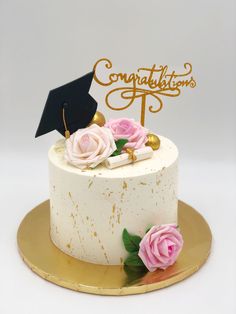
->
[17, 200, 212, 296]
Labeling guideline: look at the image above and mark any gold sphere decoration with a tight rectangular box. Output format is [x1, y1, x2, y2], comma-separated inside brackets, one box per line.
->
[146, 133, 161, 150]
[89, 111, 106, 127]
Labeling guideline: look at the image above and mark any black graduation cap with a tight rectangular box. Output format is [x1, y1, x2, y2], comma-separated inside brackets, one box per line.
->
[35, 71, 97, 138]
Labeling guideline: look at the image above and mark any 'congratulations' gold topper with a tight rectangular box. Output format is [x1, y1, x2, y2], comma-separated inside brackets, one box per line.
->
[93, 58, 196, 126]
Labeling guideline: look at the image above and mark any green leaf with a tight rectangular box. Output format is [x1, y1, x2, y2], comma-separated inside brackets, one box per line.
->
[111, 139, 128, 156]
[145, 225, 153, 234]
[116, 138, 128, 151]
[124, 252, 145, 267]
[123, 264, 147, 285]
[122, 229, 142, 253]
[124, 264, 147, 274]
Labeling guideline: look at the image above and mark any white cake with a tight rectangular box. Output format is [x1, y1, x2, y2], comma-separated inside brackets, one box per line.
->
[49, 135, 178, 265]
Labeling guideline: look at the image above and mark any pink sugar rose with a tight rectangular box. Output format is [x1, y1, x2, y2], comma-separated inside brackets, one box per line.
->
[138, 224, 183, 272]
[65, 124, 116, 169]
[105, 118, 148, 150]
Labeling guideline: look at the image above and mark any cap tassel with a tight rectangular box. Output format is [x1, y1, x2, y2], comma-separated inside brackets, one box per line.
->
[62, 104, 70, 139]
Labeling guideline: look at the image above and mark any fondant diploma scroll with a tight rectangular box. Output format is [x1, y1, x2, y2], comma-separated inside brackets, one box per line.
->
[105, 147, 153, 169]
[93, 58, 196, 126]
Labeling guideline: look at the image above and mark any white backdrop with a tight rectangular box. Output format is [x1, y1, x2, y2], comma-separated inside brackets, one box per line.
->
[0, 1, 236, 313]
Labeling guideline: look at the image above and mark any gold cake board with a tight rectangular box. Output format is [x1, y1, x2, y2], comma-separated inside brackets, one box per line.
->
[17, 200, 212, 296]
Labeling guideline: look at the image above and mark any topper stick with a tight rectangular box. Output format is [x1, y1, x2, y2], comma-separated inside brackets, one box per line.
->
[140, 94, 146, 126]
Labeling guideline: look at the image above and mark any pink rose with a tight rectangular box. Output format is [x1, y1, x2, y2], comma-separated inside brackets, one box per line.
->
[138, 224, 183, 272]
[65, 124, 116, 169]
[105, 118, 148, 149]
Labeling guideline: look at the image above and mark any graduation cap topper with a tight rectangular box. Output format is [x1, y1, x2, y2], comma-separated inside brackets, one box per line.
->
[35, 71, 97, 138]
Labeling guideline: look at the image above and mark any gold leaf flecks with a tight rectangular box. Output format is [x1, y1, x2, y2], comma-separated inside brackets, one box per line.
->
[88, 180, 93, 189]
[123, 181, 128, 190]
[104, 252, 109, 264]
[117, 213, 121, 224]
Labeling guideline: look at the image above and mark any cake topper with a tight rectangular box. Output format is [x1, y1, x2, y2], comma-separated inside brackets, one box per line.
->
[35, 71, 97, 138]
[92, 58, 196, 126]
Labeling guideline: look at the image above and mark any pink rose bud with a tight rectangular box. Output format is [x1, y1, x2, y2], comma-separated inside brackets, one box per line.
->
[138, 224, 184, 272]
[105, 118, 148, 150]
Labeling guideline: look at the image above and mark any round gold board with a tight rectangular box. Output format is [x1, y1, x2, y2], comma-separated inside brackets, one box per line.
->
[17, 200, 212, 296]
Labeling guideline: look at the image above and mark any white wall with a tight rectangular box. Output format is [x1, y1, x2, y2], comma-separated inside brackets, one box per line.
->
[1, 0, 236, 162]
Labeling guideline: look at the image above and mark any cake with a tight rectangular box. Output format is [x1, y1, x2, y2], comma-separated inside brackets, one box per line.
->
[49, 135, 178, 265]
[35, 70, 184, 273]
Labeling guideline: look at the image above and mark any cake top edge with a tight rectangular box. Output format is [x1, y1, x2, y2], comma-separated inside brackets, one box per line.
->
[48, 135, 178, 179]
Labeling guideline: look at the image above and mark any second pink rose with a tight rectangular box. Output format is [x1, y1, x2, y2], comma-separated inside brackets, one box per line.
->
[105, 118, 148, 150]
